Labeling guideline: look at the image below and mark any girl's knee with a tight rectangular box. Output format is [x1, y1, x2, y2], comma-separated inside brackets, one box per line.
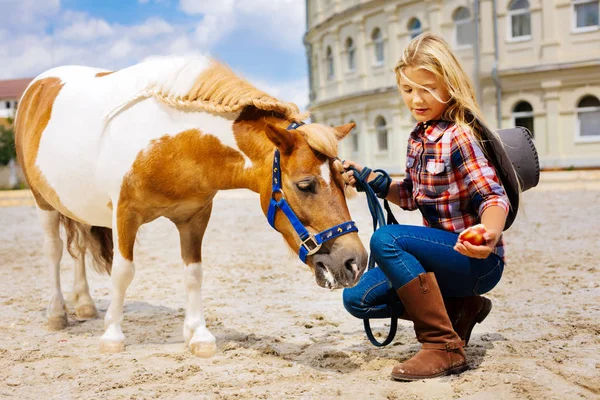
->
[342, 286, 367, 319]
[370, 225, 411, 256]
[370, 225, 398, 254]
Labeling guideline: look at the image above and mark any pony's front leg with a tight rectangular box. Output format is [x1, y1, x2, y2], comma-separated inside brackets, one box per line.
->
[175, 206, 216, 357]
[100, 211, 141, 353]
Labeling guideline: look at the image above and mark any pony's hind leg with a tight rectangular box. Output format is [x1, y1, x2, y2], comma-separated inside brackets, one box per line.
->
[99, 209, 141, 353]
[71, 247, 98, 319]
[174, 204, 216, 357]
[37, 208, 68, 330]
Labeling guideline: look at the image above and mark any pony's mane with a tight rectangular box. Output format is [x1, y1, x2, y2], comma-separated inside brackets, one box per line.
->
[150, 59, 307, 122]
[296, 123, 338, 159]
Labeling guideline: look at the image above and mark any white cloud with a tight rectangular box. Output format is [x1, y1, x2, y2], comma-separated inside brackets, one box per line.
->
[0, 0, 309, 111]
[132, 18, 175, 39]
[0, 0, 60, 34]
[179, 0, 235, 15]
[250, 76, 310, 111]
[179, 0, 305, 51]
[56, 18, 114, 41]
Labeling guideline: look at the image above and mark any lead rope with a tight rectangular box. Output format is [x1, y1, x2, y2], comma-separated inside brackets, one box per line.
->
[347, 166, 399, 347]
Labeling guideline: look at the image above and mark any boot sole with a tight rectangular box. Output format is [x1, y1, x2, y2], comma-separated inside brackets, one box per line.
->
[392, 363, 469, 381]
[464, 297, 493, 346]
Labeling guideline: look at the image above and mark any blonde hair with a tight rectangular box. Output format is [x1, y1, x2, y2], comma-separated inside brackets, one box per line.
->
[394, 32, 520, 207]
[394, 32, 493, 145]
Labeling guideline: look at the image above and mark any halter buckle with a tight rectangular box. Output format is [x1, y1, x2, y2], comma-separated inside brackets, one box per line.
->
[301, 235, 321, 256]
[271, 188, 285, 201]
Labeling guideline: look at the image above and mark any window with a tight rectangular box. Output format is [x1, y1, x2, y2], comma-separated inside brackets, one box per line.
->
[512, 101, 534, 137]
[372, 28, 384, 65]
[508, 0, 531, 39]
[5, 101, 10, 109]
[326, 46, 334, 80]
[573, 0, 599, 30]
[349, 120, 359, 153]
[577, 95, 600, 138]
[346, 37, 356, 72]
[453, 7, 475, 47]
[375, 116, 388, 151]
[408, 18, 422, 39]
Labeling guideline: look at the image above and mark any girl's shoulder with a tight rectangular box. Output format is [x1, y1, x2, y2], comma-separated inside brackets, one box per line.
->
[443, 122, 477, 145]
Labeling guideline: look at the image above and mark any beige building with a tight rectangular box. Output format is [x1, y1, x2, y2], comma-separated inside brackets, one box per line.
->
[304, 0, 600, 172]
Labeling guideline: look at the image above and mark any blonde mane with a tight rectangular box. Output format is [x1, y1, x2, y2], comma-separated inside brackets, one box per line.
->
[105, 58, 308, 124]
[152, 60, 306, 121]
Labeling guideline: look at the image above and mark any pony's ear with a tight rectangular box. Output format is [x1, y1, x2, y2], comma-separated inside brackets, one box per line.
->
[333, 122, 356, 140]
[265, 123, 296, 154]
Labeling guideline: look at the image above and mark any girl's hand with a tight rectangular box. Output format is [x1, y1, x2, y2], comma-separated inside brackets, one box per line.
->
[342, 160, 378, 188]
[453, 224, 500, 259]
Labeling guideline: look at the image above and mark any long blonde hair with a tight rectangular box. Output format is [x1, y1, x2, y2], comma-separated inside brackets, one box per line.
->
[394, 32, 521, 209]
[394, 32, 492, 144]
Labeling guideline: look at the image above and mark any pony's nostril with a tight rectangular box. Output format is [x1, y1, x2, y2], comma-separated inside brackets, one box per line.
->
[345, 259, 359, 280]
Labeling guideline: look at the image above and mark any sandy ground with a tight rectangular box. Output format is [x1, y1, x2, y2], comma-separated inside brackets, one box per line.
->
[0, 171, 599, 400]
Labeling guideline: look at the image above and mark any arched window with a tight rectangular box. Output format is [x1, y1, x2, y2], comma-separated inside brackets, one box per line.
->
[375, 116, 388, 151]
[512, 101, 534, 137]
[408, 18, 422, 39]
[573, 0, 599, 30]
[577, 95, 600, 138]
[346, 37, 356, 72]
[349, 120, 359, 153]
[326, 46, 334, 80]
[509, 0, 531, 39]
[453, 7, 475, 47]
[372, 28, 384, 65]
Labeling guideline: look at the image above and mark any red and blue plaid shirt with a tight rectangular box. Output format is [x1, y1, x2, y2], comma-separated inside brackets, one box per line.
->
[395, 121, 510, 259]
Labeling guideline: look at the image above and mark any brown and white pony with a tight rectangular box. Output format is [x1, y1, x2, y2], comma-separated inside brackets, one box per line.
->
[14, 56, 367, 356]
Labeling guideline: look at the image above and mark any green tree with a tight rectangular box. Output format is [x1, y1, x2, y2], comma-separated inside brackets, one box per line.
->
[0, 117, 16, 166]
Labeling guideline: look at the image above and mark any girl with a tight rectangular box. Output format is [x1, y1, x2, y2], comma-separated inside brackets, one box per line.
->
[342, 33, 510, 381]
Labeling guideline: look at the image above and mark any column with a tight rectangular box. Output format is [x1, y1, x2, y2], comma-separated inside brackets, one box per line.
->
[385, 5, 400, 68]
[354, 17, 368, 91]
[359, 108, 370, 167]
[333, 27, 342, 97]
[426, 0, 442, 35]
[542, 80, 562, 163]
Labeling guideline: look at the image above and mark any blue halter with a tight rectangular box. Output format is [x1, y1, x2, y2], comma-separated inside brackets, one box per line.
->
[266, 122, 359, 263]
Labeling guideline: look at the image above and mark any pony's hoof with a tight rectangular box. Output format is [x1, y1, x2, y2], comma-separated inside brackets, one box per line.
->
[189, 341, 217, 358]
[75, 304, 98, 320]
[48, 315, 68, 331]
[100, 340, 125, 354]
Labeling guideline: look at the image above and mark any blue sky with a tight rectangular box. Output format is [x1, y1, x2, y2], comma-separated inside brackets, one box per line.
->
[0, 0, 309, 108]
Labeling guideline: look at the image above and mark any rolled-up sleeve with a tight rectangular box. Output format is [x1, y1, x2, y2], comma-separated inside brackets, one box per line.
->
[396, 175, 415, 210]
[450, 129, 510, 217]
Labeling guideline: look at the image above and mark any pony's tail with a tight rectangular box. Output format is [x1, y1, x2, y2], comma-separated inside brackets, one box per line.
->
[58, 215, 113, 275]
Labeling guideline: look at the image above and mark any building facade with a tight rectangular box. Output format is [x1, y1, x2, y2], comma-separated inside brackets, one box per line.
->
[304, 0, 600, 172]
[0, 78, 32, 120]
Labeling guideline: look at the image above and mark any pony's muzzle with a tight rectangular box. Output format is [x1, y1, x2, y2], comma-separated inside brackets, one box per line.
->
[312, 252, 366, 289]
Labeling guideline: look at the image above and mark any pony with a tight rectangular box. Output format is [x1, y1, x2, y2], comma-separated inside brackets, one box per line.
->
[14, 55, 368, 356]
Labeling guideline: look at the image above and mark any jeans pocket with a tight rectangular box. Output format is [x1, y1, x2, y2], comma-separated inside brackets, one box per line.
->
[473, 259, 504, 295]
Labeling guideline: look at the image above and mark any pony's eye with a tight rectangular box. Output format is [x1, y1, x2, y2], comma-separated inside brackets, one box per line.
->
[296, 180, 316, 193]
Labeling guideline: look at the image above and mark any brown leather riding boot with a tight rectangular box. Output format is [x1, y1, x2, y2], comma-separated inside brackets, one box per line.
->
[444, 296, 492, 346]
[391, 273, 468, 381]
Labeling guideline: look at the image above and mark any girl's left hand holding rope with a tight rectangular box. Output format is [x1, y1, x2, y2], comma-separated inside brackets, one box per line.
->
[453, 225, 500, 259]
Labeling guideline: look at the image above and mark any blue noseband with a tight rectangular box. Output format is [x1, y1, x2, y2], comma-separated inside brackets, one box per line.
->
[266, 122, 359, 263]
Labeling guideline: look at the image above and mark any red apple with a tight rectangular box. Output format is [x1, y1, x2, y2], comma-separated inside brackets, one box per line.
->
[459, 225, 487, 246]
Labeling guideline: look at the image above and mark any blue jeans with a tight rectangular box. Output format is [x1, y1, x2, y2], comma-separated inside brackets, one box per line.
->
[343, 224, 504, 320]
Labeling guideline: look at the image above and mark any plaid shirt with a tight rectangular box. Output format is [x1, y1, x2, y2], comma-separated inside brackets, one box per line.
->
[395, 120, 510, 259]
